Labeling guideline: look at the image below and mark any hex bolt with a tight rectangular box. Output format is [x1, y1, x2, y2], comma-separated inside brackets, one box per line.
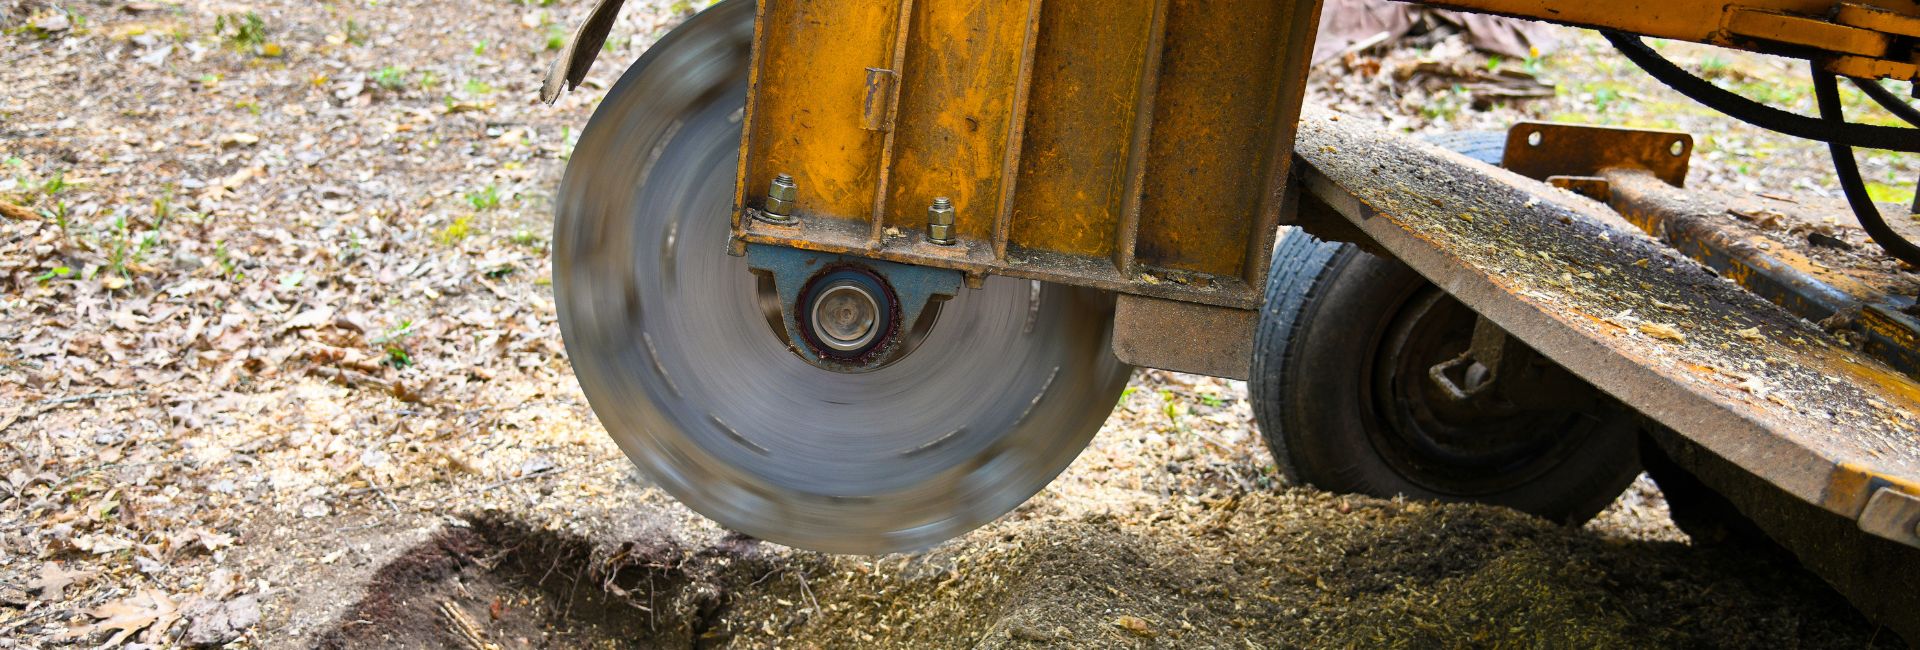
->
[762, 173, 797, 223]
[927, 196, 956, 245]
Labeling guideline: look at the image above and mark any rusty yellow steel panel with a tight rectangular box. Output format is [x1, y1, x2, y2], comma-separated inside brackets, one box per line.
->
[1134, 0, 1298, 277]
[1005, 0, 1164, 260]
[742, 0, 904, 226]
[1421, 0, 1920, 79]
[881, 0, 1038, 242]
[734, 0, 1318, 309]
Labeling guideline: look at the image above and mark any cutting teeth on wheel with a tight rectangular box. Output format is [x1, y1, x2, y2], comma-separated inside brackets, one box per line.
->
[709, 414, 768, 456]
[901, 428, 965, 458]
[552, 0, 1130, 554]
[641, 332, 679, 399]
[1017, 366, 1062, 426]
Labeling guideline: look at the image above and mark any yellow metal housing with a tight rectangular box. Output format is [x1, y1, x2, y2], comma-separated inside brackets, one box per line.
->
[731, 0, 1322, 308]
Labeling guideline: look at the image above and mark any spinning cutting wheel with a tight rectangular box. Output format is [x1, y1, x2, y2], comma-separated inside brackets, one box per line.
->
[552, 0, 1131, 554]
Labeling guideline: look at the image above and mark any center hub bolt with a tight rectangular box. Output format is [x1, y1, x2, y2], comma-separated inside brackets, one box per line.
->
[810, 280, 882, 352]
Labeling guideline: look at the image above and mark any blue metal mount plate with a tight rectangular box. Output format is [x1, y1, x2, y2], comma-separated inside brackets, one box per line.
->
[745, 243, 962, 371]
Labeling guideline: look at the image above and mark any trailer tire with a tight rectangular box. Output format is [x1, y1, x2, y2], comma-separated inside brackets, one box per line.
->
[1639, 433, 1778, 549]
[1249, 229, 1641, 524]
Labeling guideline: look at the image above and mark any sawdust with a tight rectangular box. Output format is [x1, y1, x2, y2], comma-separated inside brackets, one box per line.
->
[0, 0, 1909, 647]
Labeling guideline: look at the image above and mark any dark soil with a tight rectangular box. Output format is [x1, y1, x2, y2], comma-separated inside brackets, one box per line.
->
[317, 494, 1902, 649]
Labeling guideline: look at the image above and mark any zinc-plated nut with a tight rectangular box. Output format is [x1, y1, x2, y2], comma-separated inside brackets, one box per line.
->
[927, 196, 956, 245]
[762, 173, 797, 223]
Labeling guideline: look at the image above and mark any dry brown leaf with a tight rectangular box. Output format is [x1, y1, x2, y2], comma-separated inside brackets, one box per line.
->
[29, 562, 96, 600]
[61, 588, 179, 646]
[72, 534, 137, 555]
[278, 307, 337, 334]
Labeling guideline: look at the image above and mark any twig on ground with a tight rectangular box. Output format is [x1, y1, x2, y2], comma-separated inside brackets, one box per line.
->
[0, 607, 68, 637]
[37, 389, 143, 406]
[794, 568, 820, 615]
[0, 201, 39, 222]
[307, 366, 424, 403]
[479, 467, 564, 492]
[335, 521, 385, 533]
[52, 460, 190, 490]
[438, 600, 491, 650]
[368, 476, 403, 514]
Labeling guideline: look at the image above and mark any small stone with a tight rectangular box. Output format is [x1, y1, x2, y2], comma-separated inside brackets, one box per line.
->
[182, 595, 260, 647]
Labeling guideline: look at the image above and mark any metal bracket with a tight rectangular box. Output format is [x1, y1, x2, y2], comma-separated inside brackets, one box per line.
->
[1501, 122, 1693, 188]
[1858, 486, 1920, 548]
[1428, 315, 1528, 403]
[539, 0, 629, 104]
[860, 68, 897, 132]
[745, 244, 960, 372]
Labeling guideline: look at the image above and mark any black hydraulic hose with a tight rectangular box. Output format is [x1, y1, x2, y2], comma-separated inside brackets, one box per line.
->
[1603, 31, 1920, 153]
[1811, 68, 1920, 268]
[1850, 77, 1920, 128]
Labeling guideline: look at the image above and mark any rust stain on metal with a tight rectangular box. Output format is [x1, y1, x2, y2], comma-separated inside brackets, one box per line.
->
[737, 0, 1316, 300]
[1501, 121, 1691, 187]
[881, 0, 1034, 244]
[1601, 169, 1920, 379]
[1418, 0, 1920, 79]
[860, 68, 897, 132]
[1295, 109, 1920, 542]
[1010, 0, 1164, 261]
[1134, 0, 1298, 277]
[989, 0, 1044, 261]
[738, 215, 1261, 308]
[738, 0, 905, 229]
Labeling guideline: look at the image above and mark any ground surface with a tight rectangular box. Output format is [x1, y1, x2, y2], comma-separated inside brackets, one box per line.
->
[0, 1, 1914, 648]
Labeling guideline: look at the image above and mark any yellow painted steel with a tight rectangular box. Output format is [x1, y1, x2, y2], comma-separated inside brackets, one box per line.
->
[733, 0, 1920, 309]
[881, 0, 1038, 243]
[1007, 0, 1165, 261]
[739, 0, 904, 228]
[735, 0, 1319, 301]
[1136, 0, 1304, 278]
[1422, 0, 1920, 80]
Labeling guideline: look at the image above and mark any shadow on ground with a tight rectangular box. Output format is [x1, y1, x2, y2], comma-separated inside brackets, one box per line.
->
[316, 495, 1903, 649]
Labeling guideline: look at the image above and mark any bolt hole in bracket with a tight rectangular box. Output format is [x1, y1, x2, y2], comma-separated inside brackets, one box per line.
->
[745, 243, 961, 372]
[1504, 121, 1693, 202]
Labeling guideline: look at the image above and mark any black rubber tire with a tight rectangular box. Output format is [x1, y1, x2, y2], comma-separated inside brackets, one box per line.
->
[1639, 432, 1777, 549]
[1420, 130, 1507, 166]
[1249, 229, 1641, 524]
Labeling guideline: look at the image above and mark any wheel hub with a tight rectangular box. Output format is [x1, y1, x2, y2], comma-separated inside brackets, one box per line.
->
[1369, 287, 1595, 495]
[813, 285, 878, 349]
[799, 267, 894, 360]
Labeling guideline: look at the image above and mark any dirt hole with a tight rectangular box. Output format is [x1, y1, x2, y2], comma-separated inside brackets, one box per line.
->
[315, 515, 794, 649]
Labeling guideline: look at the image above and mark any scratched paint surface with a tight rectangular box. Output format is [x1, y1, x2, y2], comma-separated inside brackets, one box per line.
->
[1297, 109, 1920, 514]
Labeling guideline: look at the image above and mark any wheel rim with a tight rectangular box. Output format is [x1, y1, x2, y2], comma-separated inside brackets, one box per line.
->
[1362, 285, 1600, 496]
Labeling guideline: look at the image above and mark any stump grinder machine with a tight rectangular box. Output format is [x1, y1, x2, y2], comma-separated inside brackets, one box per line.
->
[544, 0, 1920, 636]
